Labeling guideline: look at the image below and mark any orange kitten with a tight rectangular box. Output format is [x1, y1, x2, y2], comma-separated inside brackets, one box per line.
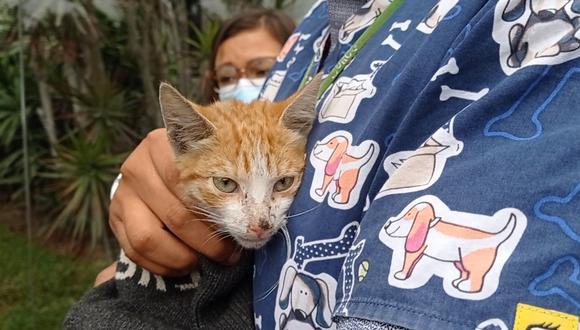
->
[159, 76, 321, 249]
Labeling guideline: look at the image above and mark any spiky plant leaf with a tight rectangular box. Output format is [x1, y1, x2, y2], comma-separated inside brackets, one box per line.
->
[45, 134, 126, 249]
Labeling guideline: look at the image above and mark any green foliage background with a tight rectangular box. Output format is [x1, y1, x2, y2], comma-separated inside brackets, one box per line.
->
[0, 225, 107, 330]
[0, 0, 303, 249]
[0, 0, 309, 327]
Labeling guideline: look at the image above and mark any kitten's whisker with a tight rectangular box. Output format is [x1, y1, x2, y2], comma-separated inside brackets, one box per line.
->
[191, 209, 220, 218]
[180, 209, 218, 220]
[279, 225, 292, 260]
[185, 218, 222, 226]
[184, 204, 221, 217]
[285, 204, 322, 219]
[185, 216, 222, 223]
[185, 204, 217, 214]
[255, 281, 279, 302]
[202, 230, 231, 246]
[181, 206, 224, 223]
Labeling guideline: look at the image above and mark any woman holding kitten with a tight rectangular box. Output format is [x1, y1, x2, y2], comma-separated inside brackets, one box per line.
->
[94, 8, 295, 284]
[76, 0, 580, 329]
[66, 8, 298, 330]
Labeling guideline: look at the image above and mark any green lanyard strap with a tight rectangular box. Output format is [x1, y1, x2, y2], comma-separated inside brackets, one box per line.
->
[317, 0, 406, 97]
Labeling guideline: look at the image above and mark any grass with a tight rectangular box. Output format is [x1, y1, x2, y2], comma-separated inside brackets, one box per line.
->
[0, 224, 108, 329]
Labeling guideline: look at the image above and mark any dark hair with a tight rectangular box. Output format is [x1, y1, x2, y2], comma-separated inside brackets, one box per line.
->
[200, 8, 296, 103]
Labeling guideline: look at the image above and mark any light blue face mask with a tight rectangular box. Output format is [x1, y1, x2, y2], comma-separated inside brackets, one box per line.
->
[218, 78, 267, 103]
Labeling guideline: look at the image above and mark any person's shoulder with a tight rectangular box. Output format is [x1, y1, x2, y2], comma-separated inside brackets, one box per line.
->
[302, 0, 327, 21]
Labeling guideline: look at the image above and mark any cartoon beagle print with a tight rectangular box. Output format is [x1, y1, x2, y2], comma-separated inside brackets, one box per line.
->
[493, 0, 580, 75]
[339, 0, 393, 44]
[275, 222, 360, 330]
[318, 60, 387, 124]
[278, 265, 334, 329]
[416, 0, 460, 34]
[379, 195, 527, 300]
[376, 117, 463, 199]
[309, 131, 379, 210]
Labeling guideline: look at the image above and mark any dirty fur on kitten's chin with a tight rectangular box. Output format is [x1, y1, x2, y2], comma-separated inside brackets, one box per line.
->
[158, 76, 321, 249]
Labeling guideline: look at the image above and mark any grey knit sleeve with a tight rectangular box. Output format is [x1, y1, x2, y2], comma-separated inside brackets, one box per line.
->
[64, 252, 254, 330]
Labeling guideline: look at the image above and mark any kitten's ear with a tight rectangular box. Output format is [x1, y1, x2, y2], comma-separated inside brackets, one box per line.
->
[279, 73, 322, 137]
[159, 82, 215, 154]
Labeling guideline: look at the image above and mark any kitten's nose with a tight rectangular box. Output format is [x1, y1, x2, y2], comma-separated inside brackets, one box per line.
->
[248, 221, 272, 238]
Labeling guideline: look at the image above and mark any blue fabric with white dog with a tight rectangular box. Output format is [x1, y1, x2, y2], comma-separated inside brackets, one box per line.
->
[254, 0, 580, 329]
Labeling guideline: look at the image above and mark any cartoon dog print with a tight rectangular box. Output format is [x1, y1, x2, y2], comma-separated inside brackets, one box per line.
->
[278, 265, 334, 329]
[318, 60, 386, 124]
[274, 222, 359, 329]
[493, 0, 580, 75]
[376, 117, 463, 199]
[416, 0, 460, 34]
[309, 131, 379, 210]
[335, 240, 365, 316]
[293, 222, 360, 267]
[339, 0, 393, 44]
[505, 0, 580, 67]
[262, 70, 287, 101]
[379, 195, 527, 300]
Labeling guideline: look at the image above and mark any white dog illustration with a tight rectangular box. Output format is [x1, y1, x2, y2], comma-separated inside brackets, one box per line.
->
[502, 0, 580, 68]
[278, 266, 333, 329]
[380, 196, 527, 299]
[339, 0, 392, 43]
[312, 135, 376, 205]
[493, 0, 580, 75]
[417, 0, 460, 34]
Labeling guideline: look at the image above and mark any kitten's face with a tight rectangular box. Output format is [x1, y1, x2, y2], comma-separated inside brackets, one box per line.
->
[159, 77, 320, 249]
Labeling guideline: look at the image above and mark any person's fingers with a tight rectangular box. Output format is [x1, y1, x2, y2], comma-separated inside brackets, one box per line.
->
[94, 262, 117, 286]
[122, 129, 240, 265]
[109, 182, 198, 275]
[115, 226, 186, 277]
[143, 129, 182, 193]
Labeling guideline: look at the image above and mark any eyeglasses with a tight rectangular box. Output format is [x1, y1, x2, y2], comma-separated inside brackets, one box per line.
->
[214, 57, 277, 88]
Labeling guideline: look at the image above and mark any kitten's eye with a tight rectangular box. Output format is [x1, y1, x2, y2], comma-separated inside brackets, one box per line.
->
[274, 176, 295, 192]
[213, 177, 238, 193]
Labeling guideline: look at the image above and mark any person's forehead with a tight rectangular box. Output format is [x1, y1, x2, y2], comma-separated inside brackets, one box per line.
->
[215, 28, 282, 68]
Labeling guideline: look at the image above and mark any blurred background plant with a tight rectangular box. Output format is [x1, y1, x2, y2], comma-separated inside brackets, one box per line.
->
[0, 0, 312, 328]
[0, 0, 309, 250]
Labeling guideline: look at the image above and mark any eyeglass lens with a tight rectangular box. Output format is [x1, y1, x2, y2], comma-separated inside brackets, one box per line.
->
[215, 57, 277, 87]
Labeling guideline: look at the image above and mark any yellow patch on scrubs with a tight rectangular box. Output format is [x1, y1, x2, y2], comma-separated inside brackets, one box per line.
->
[513, 303, 578, 330]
